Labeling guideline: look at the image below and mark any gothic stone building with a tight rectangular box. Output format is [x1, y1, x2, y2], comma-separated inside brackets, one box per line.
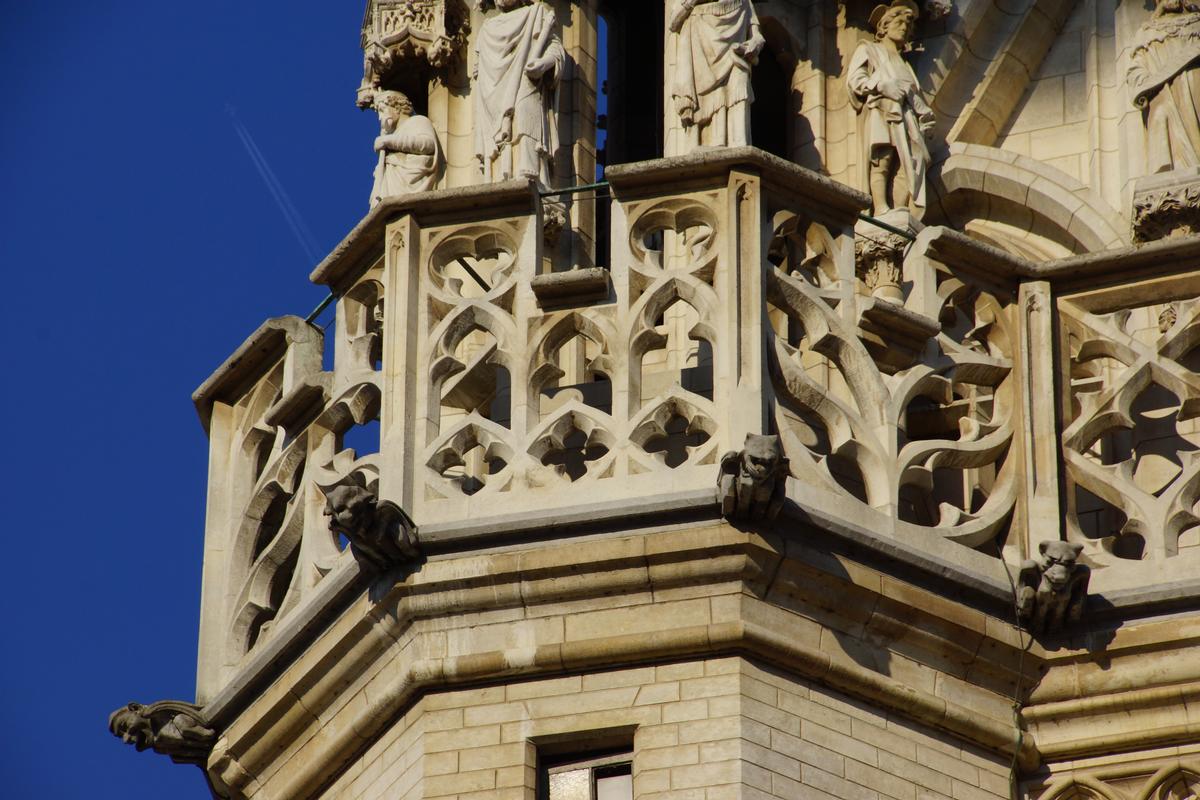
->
[110, 1, 1200, 799]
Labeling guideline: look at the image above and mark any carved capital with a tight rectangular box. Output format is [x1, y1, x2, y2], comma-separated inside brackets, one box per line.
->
[320, 474, 421, 572]
[718, 434, 790, 522]
[854, 214, 916, 304]
[1133, 170, 1200, 243]
[108, 700, 216, 766]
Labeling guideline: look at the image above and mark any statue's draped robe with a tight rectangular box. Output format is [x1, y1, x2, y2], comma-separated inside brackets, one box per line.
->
[671, 0, 756, 145]
[847, 41, 935, 213]
[371, 115, 441, 206]
[474, 3, 564, 183]
[1128, 10, 1200, 173]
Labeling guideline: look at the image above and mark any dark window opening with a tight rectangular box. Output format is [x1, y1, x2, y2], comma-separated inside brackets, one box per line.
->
[751, 24, 793, 161]
[598, 1, 665, 166]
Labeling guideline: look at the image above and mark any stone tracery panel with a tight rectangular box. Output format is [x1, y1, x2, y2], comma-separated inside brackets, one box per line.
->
[765, 222, 1020, 549]
[1060, 293, 1200, 566]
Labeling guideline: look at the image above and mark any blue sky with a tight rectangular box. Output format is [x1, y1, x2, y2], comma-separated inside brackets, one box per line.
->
[0, 2, 378, 796]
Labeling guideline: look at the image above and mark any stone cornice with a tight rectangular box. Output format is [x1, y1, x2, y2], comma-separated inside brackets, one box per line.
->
[204, 526, 1038, 799]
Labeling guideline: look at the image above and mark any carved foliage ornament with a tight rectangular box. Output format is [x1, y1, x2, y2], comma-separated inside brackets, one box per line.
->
[358, 0, 471, 107]
[108, 701, 216, 766]
[1133, 182, 1200, 242]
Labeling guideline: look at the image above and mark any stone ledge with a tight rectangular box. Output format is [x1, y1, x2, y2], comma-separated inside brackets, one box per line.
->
[208, 573, 1036, 800]
[191, 316, 321, 432]
[604, 146, 870, 226]
[309, 178, 537, 290]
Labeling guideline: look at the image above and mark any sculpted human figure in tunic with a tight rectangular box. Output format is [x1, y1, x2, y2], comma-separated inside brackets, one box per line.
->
[1127, 0, 1200, 173]
[473, 0, 565, 185]
[669, 0, 765, 151]
[370, 90, 442, 206]
[846, 0, 935, 217]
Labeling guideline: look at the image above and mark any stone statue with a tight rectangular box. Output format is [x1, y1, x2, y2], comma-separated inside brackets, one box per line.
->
[847, 0, 935, 217]
[1017, 541, 1090, 635]
[473, 0, 565, 184]
[108, 701, 216, 766]
[321, 475, 420, 572]
[718, 434, 790, 521]
[1127, 0, 1200, 174]
[370, 90, 443, 206]
[669, 0, 765, 150]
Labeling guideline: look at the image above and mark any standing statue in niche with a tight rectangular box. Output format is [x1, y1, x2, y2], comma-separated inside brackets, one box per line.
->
[847, 0, 935, 218]
[473, 0, 565, 185]
[370, 90, 443, 206]
[669, 0, 765, 150]
[1127, 0, 1200, 174]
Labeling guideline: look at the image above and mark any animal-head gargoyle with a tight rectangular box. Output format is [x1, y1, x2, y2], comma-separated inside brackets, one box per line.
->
[319, 473, 420, 572]
[1017, 540, 1090, 635]
[718, 433, 790, 522]
[108, 700, 215, 766]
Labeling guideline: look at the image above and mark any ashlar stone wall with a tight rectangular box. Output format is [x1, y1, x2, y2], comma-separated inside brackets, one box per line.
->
[318, 657, 1010, 800]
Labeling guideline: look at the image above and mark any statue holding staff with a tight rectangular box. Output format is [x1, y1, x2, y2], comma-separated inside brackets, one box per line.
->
[846, 0, 935, 217]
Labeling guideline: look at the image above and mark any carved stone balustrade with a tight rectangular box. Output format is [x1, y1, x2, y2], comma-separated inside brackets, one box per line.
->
[190, 148, 1200, 712]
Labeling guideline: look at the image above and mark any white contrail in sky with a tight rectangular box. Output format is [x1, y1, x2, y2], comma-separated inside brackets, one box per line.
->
[226, 105, 322, 264]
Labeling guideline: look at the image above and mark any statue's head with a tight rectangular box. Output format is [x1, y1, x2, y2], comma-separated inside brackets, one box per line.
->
[375, 90, 414, 133]
[323, 483, 377, 537]
[740, 434, 784, 480]
[109, 704, 154, 751]
[871, 0, 919, 44]
[1037, 541, 1083, 590]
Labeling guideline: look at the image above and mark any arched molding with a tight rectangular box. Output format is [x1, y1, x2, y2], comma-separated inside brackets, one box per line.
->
[935, 144, 1128, 255]
[1034, 775, 1125, 800]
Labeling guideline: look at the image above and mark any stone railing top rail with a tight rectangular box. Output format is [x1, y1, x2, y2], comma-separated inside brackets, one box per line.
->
[310, 177, 537, 289]
[604, 146, 870, 224]
[191, 315, 319, 432]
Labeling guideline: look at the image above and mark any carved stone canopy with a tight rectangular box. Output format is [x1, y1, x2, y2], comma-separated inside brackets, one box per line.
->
[358, 0, 471, 107]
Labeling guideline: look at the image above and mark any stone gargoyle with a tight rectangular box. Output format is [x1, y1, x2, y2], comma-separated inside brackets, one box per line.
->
[1017, 540, 1090, 635]
[320, 474, 420, 572]
[108, 700, 216, 766]
[718, 433, 790, 522]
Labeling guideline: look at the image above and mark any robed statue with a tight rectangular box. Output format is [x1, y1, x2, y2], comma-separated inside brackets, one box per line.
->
[370, 90, 442, 206]
[846, 0, 935, 217]
[473, 0, 565, 184]
[1128, 0, 1200, 173]
[669, 0, 765, 151]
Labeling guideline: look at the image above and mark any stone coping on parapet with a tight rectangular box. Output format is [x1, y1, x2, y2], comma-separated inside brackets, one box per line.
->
[309, 178, 538, 289]
[191, 315, 320, 432]
[604, 145, 871, 226]
[923, 224, 1200, 289]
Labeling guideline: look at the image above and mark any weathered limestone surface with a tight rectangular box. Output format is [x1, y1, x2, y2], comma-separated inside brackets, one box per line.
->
[112, 0, 1200, 798]
[203, 524, 1026, 800]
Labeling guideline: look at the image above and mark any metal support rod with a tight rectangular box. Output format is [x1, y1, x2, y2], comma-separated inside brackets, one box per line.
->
[857, 212, 917, 241]
[539, 181, 611, 197]
[456, 256, 492, 291]
[305, 292, 337, 324]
